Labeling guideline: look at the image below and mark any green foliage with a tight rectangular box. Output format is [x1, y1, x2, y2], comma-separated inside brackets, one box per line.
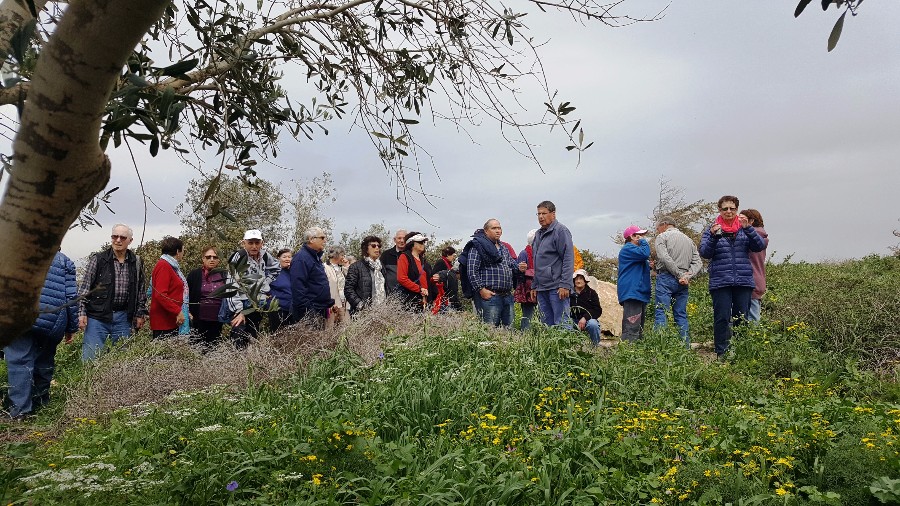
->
[579, 248, 618, 283]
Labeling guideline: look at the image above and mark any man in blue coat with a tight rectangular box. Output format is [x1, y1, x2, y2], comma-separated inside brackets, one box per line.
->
[291, 226, 336, 327]
[531, 201, 575, 326]
[4, 251, 78, 419]
[617, 226, 651, 342]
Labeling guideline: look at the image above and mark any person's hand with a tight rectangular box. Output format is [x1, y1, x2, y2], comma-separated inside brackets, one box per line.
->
[479, 288, 494, 300]
[710, 223, 722, 234]
[231, 313, 245, 327]
[679, 275, 690, 286]
[64, 332, 74, 344]
[176, 312, 185, 326]
[738, 214, 750, 228]
[420, 288, 428, 297]
[134, 317, 145, 330]
[518, 262, 527, 272]
[557, 288, 570, 299]
[530, 289, 537, 300]
[578, 317, 586, 331]
[78, 315, 87, 330]
[432, 273, 440, 282]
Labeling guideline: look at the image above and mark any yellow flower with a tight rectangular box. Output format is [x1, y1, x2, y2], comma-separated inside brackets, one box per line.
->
[312, 474, 323, 486]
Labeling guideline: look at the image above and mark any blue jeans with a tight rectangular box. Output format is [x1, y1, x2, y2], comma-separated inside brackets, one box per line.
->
[480, 293, 514, 327]
[654, 272, 690, 345]
[4, 330, 62, 417]
[82, 311, 133, 362]
[537, 290, 571, 327]
[576, 318, 601, 345]
[710, 286, 753, 356]
[519, 303, 537, 330]
[747, 298, 761, 322]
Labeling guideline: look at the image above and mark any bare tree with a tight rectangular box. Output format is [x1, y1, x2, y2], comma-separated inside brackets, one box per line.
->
[0, 0, 657, 346]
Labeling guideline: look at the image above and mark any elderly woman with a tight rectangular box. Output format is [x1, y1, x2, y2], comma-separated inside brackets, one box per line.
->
[700, 195, 767, 357]
[324, 245, 348, 328]
[345, 235, 387, 314]
[431, 245, 462, 312]
[187, 246, 227, 346]
[741, 209, 769, 322]
[268, 248, 294, 332]
[150, 237, 187, 339]
[515, 229, 539, 330]
[397, 231, 430, 312]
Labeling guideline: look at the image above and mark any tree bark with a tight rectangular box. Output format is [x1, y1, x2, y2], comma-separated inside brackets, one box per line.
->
[0, 0, 168, 347]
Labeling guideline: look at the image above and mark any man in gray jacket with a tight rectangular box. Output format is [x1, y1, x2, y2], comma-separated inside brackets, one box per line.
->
[653, 216, 703, 345]
[531, 201, 574, 326]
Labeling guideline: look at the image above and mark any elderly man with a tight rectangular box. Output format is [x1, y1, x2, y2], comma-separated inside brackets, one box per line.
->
[653, 216, 703, 345]
[465, 219, 522, 327]
[225, 229, 280, 348]
[531, 201, 575, 326]
[79, 224, 148, 361]
[291, 227, 336, 326]
[380, 229, 407, 295]
[4, 251, 78, 418]
[618, 225, 652, 342]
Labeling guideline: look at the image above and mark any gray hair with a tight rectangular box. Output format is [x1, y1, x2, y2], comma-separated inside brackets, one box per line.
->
[326, 245, 346, 259]
[112, 223, 134, 238]
[483, 218, 500, 230]
[526, 229, 538, 246]
[304, 226, 326, 243]
[657, 215, 677, 227]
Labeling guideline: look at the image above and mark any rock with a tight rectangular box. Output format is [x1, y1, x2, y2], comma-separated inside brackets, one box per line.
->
[587, 276, 622, 337]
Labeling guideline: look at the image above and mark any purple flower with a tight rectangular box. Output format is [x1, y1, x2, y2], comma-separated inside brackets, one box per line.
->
[377, 351, 385, 359]
[226, 481, 239, 492]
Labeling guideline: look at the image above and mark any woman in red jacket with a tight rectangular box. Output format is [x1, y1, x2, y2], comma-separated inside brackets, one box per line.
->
[396, 232, 431, 312]
[150, 237, 186, 338]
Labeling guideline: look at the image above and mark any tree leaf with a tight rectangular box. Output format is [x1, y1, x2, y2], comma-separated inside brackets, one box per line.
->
[398, 119, 419, 124]
[827, 11, 846, 52]
[161, 58, 199, 77]
[794, 0, 813, 17]
[195, 175, 221, 211]
[150, 136, 160, 157]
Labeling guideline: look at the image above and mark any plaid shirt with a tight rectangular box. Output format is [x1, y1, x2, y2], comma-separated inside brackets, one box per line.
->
[78, 250, 148, 318]
[467, 241, 517, 293]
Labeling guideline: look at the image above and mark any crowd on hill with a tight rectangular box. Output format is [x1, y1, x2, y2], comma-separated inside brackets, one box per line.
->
[2, 196, 768, 419]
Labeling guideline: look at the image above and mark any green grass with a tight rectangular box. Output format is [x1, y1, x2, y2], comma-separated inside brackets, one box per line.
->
[2, 257, 900, 505]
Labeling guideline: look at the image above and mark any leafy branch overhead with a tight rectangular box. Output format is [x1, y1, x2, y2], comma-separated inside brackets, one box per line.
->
[2, 0, 660, 210]
[794, 0, 864, 52]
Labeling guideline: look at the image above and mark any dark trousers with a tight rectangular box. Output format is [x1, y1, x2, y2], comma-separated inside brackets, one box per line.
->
[192, 319, 224, 348]
[231, 311, 263, 349]
[293, 306, 327, 329]
[271, 310, 293, 333]
[621, 299, 646, 342]
[710, 286, 753, 356]
[4, 330, 61, 418]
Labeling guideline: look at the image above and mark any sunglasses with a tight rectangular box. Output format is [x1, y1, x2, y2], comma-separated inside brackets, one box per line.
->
[369, 243, 381, 248]
[720, 207, 737, 211]
[204, 255, 219, 260]
[111, 235, 129, 241]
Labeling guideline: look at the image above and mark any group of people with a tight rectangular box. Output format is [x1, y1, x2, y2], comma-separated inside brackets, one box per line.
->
[3, 196, 768, 419]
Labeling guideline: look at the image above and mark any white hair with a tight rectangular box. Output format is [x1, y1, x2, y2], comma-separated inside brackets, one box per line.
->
[304, 226, 326, 243]
[112, 223, 134, 238]
[526, 229, 538, 246]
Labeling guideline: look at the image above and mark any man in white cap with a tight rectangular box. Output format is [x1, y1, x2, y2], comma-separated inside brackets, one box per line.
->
[225, 229, 280, 348]
[617, 225, 651, 342]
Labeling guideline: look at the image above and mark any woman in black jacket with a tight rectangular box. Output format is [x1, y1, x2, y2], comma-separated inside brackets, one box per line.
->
[344, 235, 387, 314]
[186, 247, 227, 347]
[431, 246, 462, 312]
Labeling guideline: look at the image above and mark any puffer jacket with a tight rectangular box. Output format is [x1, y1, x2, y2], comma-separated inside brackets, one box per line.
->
[344, 259, 385, 313]
[32, 252, 79, 338]
[699, 225, 767, 291]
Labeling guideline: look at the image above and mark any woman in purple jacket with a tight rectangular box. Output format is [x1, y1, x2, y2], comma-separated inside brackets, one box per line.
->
[741, 209, 769, 322]
[699, 195, 767, 357]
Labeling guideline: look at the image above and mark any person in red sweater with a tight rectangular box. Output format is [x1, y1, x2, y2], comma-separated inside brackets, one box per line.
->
[397, 232, 431, 312]
[150, 237, 187, 338]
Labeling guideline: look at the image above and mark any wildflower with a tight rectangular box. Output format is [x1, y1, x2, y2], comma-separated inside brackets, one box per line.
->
[377, 352, 385, 359]
[312, 474, 323, 486]
[226, 481, 239, 492]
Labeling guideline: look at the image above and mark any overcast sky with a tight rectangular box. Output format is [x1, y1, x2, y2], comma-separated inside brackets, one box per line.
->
[7, 1, 899, 263]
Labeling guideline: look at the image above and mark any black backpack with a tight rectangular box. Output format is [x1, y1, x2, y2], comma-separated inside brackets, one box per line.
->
[458, 240, 475, 299]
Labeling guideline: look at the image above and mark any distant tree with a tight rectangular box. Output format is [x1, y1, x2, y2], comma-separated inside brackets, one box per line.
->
[580, 248, 619, 283]
[891, 220, 900, 258]
[647, 177, 717, 247]
[337, 223, 390, 260]
[286, 174, 336, 249]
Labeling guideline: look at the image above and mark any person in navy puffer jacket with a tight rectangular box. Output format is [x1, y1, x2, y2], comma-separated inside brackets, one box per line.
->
[3, 251, 78, 418]
[699, 195, 767, 357]
[291, 226, 336, 327]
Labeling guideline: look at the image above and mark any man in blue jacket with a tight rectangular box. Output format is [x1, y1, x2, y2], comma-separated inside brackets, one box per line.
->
[291, 226, 336, 327]
[617, 226, 651, 342]
[4, 251, 78, 419]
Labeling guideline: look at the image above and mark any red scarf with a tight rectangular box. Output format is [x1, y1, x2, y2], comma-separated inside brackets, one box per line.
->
[716, 215, 741, 234]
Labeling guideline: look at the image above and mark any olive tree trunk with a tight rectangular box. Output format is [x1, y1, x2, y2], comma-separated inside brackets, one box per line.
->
[0, 0, 168, 347]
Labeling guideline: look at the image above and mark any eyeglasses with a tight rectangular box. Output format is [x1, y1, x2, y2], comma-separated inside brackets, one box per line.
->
[368, 243, 381, 248]
[111, 235, 129, 241]
[536, 212, 552, 217]
[204, 255, 219, 260]
[314, 236, 326, 240]
[720, 206, 737, 211]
